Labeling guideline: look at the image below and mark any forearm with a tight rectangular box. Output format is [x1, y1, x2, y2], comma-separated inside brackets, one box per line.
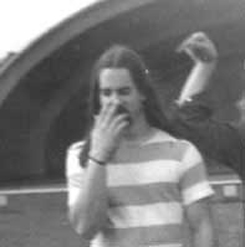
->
[192, 219, 214, 247]
[186, 199, 215, 247]
[69, 160, 107, 239]
[178, 62, 216, 105]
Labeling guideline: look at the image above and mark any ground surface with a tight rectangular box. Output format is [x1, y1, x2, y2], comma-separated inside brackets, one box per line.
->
[0, 186, 244, 247]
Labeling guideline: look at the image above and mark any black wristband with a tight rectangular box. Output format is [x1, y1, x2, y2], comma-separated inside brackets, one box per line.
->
[88, 155, 106, 166]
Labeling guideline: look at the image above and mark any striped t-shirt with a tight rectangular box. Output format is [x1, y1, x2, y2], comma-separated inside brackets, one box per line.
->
[66, 129, 214, 247]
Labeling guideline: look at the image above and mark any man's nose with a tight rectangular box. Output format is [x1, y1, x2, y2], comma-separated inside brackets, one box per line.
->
[110, 93, 122, 105]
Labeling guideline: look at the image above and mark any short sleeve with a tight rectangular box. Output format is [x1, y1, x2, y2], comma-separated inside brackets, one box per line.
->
[66, 141, 86, 207]
[178, 141, 214, 205]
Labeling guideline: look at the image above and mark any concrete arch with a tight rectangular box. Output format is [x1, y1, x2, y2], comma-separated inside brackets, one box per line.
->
[0, 0, 245, 183]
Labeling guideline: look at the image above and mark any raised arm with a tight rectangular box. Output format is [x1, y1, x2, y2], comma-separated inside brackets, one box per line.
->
[168, 32, 244, 179]
[176, 32, 218, 105]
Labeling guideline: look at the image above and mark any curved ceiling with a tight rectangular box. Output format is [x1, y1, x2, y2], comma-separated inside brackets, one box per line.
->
[0, 0, 245, 106]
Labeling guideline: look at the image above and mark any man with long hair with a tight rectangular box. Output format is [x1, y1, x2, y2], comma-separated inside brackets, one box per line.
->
[66, 45, 214, 246]
[170, 32, 245, 180]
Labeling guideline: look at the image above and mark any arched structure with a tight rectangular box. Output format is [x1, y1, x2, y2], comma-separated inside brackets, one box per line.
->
[0, 0, 245, 183]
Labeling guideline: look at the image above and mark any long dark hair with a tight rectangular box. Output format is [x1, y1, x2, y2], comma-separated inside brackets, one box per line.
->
[80, 44, 174, 166]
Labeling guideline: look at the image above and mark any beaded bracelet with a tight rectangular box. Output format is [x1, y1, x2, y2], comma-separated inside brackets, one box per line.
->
[88, 155, 106, 166]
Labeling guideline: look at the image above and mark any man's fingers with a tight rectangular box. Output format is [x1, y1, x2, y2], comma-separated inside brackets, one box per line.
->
[176, 38, 188, 53]
[110, 114, 130, 129]
[177, 32, 217, 62]
[103, 103, 118, 124]
[97, 102, 116, 125]
[190, 32, 208, 42]
[113, 117, 130, 136]
[177, 32, 210, 53]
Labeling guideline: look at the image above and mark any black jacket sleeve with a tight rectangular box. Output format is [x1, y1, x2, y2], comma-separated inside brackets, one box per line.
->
[168, 94, 245, 180]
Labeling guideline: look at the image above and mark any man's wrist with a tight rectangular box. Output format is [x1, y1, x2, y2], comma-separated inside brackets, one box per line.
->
[195, 59, 217, 70]
[176, 97, 193, 106]
[88, 155, 107, 166]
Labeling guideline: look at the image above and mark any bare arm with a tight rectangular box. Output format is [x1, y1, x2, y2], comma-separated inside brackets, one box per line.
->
[176, 32, 218, 105]
[67, 103, 129, 239]
[180, 142, 215, 247]
[186, 198, 215, 247]
[168, 33, 244, 178]
[68, 158, 108, 239]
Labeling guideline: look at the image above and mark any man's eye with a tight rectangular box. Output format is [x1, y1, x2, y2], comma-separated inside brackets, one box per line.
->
[100, 90, 111, 97]
[119, 88, 130, 95]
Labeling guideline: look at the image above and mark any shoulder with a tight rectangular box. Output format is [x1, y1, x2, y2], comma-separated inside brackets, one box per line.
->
[150, 128, 196, 150]
[170, 138, 201, 165]
[175, 138, 199, 154]
[147, 128, 177, 144]
[148, 129, 200, 160]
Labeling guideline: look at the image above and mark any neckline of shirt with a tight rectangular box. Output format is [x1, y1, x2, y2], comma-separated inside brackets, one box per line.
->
[122, 128, 176, 147]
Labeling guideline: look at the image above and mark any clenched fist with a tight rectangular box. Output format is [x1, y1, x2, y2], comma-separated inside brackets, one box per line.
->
[177, 32, 218, 63]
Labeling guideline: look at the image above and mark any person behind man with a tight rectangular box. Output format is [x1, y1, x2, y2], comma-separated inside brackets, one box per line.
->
[66, 45, 214, 247]
[169, 32, 245, 180]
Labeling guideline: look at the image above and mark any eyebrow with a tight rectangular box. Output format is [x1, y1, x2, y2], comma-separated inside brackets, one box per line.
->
[100, 86, 131, 91]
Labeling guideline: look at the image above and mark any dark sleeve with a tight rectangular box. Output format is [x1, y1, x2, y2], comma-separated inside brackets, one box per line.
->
[167, 94, 244, 180]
